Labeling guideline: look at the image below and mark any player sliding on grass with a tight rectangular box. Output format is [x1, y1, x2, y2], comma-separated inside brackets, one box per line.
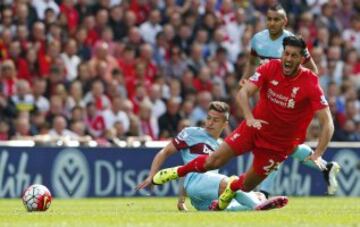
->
[152, 36, 334, 210]
[136, 101, 288, 211]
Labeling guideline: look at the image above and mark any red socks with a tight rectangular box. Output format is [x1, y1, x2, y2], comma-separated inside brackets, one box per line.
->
[177, 155, 208, 177]
[230, 174, 246, 192]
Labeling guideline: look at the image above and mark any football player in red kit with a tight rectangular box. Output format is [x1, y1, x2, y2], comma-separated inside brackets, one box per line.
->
[152, 36, 334, 210]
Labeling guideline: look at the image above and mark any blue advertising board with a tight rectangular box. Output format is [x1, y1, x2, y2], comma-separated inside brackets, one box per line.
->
[0, 146, 359, 198]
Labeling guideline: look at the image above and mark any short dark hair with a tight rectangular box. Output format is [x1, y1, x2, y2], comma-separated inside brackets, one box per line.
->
[208, 101, 230, 120]
[282, 36, 306, 55]
[268, 4, 287, 18]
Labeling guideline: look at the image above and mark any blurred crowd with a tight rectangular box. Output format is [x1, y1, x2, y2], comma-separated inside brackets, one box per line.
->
[0, 0, 359, 145]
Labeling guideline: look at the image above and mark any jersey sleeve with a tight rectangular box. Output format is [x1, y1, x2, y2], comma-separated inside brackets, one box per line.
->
[248, 61, 270, 88]
[309, 78, 328, 111]
[171, 127, 195, 150]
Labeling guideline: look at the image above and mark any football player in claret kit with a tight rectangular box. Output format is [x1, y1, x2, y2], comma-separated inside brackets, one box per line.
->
[136, 101, 288, 211]
[152, 36, 334, 210]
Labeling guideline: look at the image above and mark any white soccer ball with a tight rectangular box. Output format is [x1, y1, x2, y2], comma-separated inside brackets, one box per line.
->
[22, 184, 52, 212]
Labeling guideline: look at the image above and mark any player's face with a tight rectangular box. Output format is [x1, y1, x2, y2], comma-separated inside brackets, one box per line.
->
[266, 10, 286, 38]
[281, 46, 303, 76]
[204, 110, 228, 137]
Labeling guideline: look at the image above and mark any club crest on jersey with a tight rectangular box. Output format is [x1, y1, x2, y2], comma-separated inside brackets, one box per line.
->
[291, 87, 300, 98]
[178, 130, 188, 140]
[249, 72, 261, 82]
[270, 80, 279, 86]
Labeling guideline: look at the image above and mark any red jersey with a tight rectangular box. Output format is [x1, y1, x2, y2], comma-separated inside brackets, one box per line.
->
[249, 59, 328, 152]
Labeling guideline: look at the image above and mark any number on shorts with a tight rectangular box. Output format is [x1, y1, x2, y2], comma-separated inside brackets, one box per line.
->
[263, 159, 281, 175]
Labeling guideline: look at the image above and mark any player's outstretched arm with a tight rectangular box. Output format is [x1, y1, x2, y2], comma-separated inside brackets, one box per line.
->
[136, 142, 178, 190]
[237, 81, 268, 129]
[305, 107, 334, 170]
[177, 178, 188, 212]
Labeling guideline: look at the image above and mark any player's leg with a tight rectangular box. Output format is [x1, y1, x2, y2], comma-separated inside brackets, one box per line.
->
[260, 144, 327, 197]
[291, 144, 327, 168]
[217, 167, 266, 210]
[212, 191, 289, 211]
[258, 169, 279, 198]
[291, 144, 341, 195]
[153, 142, 237, 185]
[222, 177, 261, 211]
[209, 178, 263, 211]
[255, 196, 289, 211]
[232, 190, 261, 210]
[185, 173, 226, 211]
[218, 149, 284, 210]
[225, 191, 262, 211]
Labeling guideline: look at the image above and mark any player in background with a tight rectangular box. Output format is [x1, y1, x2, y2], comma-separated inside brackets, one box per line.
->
[243, 4, 339, 197]
[242, 5, 318, 79]
[136, 101, 288, 211]
[152, 36, 334, 210]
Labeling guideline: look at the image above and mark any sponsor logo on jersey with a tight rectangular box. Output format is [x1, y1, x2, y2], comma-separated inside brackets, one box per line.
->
[202, 145, 212, 154]
[189, 143, 214, 155]
[178, 130, 188, 140]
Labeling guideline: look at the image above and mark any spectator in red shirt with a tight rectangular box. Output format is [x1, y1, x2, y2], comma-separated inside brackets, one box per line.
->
[118, 46, 136, 93]
[138, 43, 157, 82]
[129, 0, 151, 25]
[193, 66, 213, 92]
[85, 102, 106, 138]
[60, 0, 79, 35]
[8, 40, 31, 82]
[31, 22, 47, 56]
[82, 15, 99, 46]
[83, 79, 111, 111]
[38, 40, 62, 78]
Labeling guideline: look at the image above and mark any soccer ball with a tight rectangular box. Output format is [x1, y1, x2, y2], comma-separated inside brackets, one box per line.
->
[22, 184, 52, 212]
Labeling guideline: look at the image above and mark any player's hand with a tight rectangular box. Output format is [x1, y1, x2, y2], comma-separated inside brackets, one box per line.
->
[246, 118, 269, 130]
[177, 201, 188, 212]
[304, 153, 327, 171]
[135, 176, 153, 191]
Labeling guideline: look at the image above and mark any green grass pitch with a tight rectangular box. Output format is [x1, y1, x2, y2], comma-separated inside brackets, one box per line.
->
[0, 197, 359, 227]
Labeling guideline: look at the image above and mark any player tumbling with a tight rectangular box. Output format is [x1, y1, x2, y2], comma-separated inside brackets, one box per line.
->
[242, 4, 339, 197]
[152, 36, 334, 210]
[136, 101, 288, 211]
